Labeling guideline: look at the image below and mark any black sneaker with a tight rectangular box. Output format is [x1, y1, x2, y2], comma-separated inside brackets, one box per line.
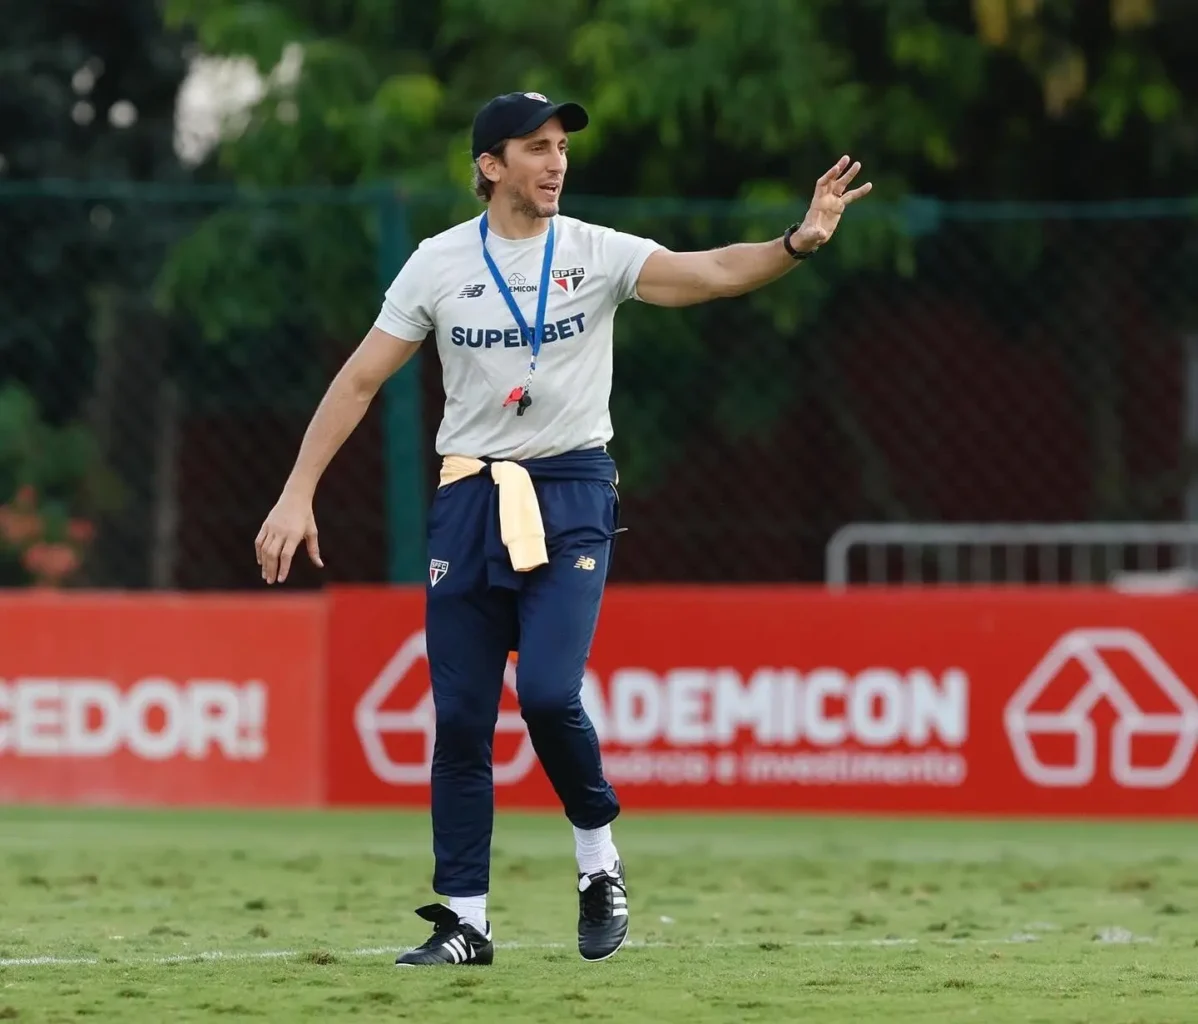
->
[394, 904, 494, 967]
[577, 859, 628, 961]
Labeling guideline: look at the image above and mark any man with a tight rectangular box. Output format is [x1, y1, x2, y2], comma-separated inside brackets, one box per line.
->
[254, 90, 871, 967]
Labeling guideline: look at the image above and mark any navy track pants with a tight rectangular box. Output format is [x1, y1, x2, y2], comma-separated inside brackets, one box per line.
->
[423, 448, 621, 897]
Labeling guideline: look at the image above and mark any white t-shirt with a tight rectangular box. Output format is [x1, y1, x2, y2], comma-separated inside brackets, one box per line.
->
[374, 212, 662, 461]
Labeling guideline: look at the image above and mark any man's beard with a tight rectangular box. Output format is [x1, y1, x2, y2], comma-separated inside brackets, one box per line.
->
[511, 186, 556, 219]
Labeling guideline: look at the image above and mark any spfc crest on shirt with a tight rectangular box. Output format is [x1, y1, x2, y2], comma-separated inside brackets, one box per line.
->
[429, 559, 449, 587]
[552, 266, 585, 293]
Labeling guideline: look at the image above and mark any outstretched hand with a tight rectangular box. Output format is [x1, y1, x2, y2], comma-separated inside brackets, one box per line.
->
[791, 155, 872, 253]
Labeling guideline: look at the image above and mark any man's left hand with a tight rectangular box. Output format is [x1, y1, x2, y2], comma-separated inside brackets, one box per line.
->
[791, 155, 872, 253]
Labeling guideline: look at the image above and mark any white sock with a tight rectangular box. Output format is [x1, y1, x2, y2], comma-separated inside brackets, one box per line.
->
[448, 895, 487, 935]
[574, 824, 619, 876]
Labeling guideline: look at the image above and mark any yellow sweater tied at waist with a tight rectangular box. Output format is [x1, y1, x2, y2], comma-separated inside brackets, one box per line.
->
[439, 455, 547, 571]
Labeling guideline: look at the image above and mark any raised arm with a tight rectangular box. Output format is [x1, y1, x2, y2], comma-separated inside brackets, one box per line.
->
[633, 156, 872, 308]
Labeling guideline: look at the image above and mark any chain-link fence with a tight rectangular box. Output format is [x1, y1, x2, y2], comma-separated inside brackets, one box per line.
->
[4, 182, 1198, 589]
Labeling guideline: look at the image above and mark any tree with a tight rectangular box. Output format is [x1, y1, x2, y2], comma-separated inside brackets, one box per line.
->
[156, 0, 1198, 581]
[0, 0, 196, 585]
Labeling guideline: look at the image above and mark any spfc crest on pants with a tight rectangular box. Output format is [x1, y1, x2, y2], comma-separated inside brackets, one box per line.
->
[429, 559, 449, 587]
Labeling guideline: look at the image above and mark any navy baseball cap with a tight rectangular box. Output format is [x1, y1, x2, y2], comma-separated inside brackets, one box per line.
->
[471, 91, 589, 159]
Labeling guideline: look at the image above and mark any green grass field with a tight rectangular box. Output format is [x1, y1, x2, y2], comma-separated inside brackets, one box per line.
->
[1, 808, 1196, 1022]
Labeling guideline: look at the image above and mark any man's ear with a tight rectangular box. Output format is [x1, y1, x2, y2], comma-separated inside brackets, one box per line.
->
[478, 145, 507, 184]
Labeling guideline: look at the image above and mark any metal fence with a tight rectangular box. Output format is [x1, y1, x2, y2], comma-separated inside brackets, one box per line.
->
[824, 522, 1198, 589]
[4, 181, 1198, 590]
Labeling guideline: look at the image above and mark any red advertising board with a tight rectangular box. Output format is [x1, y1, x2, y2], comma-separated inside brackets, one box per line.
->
[327, 585, 1198, 817]
[4, 585, 1196, 815]
[0, 592, 325, 807]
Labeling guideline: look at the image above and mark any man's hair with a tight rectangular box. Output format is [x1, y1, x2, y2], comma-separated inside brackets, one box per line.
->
[472, 141, 508, 202]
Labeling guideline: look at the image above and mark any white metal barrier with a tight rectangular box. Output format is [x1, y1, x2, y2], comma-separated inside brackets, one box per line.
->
[824, 522, 1198, 590]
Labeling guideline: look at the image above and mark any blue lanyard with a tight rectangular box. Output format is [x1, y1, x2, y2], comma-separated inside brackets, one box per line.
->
[479, 212, 555, 415]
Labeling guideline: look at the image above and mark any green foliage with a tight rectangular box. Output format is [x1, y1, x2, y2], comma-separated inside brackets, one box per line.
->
[0, 383, 123, 586]
[0, 1, 196, 430]
[0, 385, 105, 505]
[155, 0, 1198, 499]
[155, 200, 376, 345]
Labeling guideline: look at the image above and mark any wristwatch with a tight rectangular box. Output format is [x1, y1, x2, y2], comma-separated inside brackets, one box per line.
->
[782, 222, 815, 260]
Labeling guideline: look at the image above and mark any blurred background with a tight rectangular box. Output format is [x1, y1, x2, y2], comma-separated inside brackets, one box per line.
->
[4, 0, 1198, 594]
[5, 8, 1198, 1015]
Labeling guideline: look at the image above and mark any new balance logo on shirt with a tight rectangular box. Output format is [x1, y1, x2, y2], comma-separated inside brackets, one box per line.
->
[458, 284, 486, 298]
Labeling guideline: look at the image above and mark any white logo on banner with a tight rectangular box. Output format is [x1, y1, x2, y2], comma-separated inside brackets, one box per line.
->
[1004, 629, 1198, 789]
[353, 635, 968, 789]
[354, 631, 536, 786]
[0, 679, 266, 760]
